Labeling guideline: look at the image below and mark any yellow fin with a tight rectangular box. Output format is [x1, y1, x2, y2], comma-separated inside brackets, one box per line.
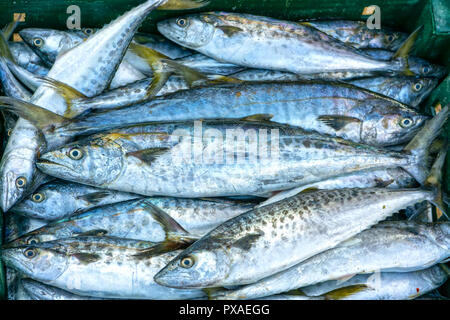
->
[241, 114, 274, 122]
[157, 0, 210, 10]
[37, 76, 86, 114]
[392, 25, 423, 76]
[324, 284, 369, 300]
[217, 26, 244, 37]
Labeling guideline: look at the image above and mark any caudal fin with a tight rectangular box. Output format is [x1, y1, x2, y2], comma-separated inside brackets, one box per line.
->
[0, 96, 69, 134]
[423, 145, 448, 219]
[392, 25, 423, 76]
[402, 105, 449, 184]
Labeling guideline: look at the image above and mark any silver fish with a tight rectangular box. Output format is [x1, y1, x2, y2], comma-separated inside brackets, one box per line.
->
[232, 69, 437, 108]
[1, 236, 207, 299]
[212, 221, 450, 299]
[8, 81, 427, 149]
[10, 180, 141, 221]
[301, 266, 448, 300]
[157, 12, 416, 76]
[34, 110, 438, 199]
[10, 197, 255, 246]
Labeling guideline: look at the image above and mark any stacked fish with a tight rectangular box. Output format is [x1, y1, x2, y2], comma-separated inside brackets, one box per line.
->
[0, 0, 449, 300]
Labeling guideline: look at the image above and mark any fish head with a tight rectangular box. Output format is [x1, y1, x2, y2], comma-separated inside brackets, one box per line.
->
[37, 138, 124, 187]
[154, 241, 232, 288]
[422, 265, 449, 287]
[19, 28, 82, 64]
[405, 77, 439, 108]
[7, 229, 56, 248]
[430, 222, 450, 252]
[369, 31, 408, 51]
[409, 58, 447, 80]
[360, 103, 427, 146]
[157, 14, 216, 49]
[1, 243, 68, 282]
[20, 279, 56, 300]
[0, 153, 36, 212]
[10, 183, 66, 220]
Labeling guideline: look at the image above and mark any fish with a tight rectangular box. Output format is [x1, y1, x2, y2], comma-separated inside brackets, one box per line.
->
[298, 20, 408, 50]
[231, 69, 437, 108]
[157, 12, 419, 76]
[9, 196, 255, 246]
[211, 221, 450, 299]
[9, 180, 142, 221]
[300, 265, 448, 300]
[35, 105, 448, 199]
[21, 279, 104, 300]
[154, 184, 444, 288]
[1, 236, 207, 299]
[0, 0, 191, 211]
[8, 198, 199, 246]
[29, 104, 443, 199]
[3, 80, 428, 149]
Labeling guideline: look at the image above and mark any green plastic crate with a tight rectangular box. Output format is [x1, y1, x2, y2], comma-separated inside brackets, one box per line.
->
[0, 0, 448, 299]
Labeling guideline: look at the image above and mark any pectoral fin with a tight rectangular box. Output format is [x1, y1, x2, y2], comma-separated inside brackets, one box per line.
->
[126, 147, 170, 164]
[217, 26, 244, 37]
[318, 115, 361, 131]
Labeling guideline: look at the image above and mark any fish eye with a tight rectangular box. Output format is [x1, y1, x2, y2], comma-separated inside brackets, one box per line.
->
[23, 248, 38, 259]
[31, 192, 45, 203]
[176, 18, 189, 28]
[27, 237, 39, 245]
[422, 66, 430, 74]
[412, 82, 423, 92]
[180, 256, 195, 268]
[15, 176, 27, 188]
[7, 129, 12, 137]
[33, 37, 44, 47]
[83, 28, 94, 36]
[400, 117, 414, 128]
[68, 148, 83, 160]
[386, 35, 394, 43]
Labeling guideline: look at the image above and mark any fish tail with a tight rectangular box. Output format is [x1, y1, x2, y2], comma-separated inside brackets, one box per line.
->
[391, 25, 423, 76]
[401, 105, 449, 185]
[0, 30, 15, 62]
[157, 0, 210, 10]
[128, 43, 174, 98]
[423, 145, 448, 219]
[36, 76, 87, 114]
[0, 96, 69, 133]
